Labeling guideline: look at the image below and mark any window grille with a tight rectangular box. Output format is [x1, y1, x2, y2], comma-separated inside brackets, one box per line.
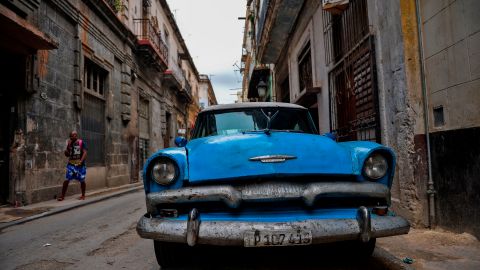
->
[298, 42, 312, 92]
[81, 93, 105, 165]
[84, 58, 107, 96]
[323, 0, 381, 142]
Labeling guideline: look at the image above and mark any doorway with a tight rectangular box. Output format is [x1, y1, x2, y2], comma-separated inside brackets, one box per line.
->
[0, 51, 25, 204]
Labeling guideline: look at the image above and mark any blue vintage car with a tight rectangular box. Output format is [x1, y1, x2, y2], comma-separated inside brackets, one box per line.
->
[137, 102, 410, 267]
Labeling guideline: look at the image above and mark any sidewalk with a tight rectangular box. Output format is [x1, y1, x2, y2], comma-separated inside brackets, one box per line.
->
[0, 182, 143, 231]
[378, 228, 480, 270]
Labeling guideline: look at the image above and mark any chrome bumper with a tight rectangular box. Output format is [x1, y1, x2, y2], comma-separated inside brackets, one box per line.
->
[136, 207, 410, 246]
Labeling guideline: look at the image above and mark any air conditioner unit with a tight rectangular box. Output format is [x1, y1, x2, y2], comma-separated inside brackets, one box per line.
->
[322, 0, 349, 15]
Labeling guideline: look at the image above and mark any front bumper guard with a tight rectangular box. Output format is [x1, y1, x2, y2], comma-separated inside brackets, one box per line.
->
[136, 207, 410, 247]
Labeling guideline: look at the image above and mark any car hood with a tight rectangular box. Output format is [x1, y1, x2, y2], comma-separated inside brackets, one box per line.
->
[186, 132, 353, 183]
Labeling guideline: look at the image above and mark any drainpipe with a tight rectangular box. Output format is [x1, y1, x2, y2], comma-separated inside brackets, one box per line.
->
[415, 0, 436, 228]
[270, 65, 276, 101]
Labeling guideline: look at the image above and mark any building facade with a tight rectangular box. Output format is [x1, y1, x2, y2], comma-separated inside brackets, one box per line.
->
[0, 0, 210, 205]
[198, 74, 218, 110]
[241, 0, 479, 237]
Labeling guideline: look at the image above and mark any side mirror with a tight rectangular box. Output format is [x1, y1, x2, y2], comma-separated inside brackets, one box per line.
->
[174, 136, 188, 147]
[323, 132, 337, 141]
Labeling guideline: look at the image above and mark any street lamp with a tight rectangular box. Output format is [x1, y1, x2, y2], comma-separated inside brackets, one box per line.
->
[257, 79, 267, 99]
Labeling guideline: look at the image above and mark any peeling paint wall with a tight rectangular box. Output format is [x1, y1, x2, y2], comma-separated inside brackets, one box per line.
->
[369, 0, 428, 226]
[419, 0, 480, 236]
[23, 1, 79, 203]
[3, 0, 192, 204]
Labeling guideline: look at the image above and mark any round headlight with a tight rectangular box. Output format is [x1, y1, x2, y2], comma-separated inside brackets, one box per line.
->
[363, 153, 388, 180]
[151, 158, 177, 185]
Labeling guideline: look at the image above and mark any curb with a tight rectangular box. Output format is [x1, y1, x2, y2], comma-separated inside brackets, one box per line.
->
[372, 246, 415, 270]
[0, 185, 143, 231]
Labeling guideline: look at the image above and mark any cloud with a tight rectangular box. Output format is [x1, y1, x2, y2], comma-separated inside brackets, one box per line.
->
[167, 0, 246, 103]
[209, 70, 242, 104]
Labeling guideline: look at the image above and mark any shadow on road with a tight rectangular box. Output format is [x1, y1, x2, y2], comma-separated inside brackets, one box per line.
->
[153, 243, 392, 270]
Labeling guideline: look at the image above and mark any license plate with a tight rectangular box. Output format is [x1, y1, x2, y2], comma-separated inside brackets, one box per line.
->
[244, 230, 312, 247]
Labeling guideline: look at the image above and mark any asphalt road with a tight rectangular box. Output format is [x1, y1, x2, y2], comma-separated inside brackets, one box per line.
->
[0, 190, 401, 270]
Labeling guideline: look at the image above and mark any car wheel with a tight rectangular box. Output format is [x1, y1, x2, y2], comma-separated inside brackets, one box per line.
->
[153, 241, 187, 268]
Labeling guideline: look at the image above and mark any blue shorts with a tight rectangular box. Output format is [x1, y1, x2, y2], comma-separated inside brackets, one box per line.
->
[65, 163, 86, 182]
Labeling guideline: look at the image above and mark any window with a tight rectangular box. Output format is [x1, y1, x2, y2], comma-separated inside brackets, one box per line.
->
[433, 106, 445, 127]
[139, 96, 150, 166]
[82, 93, 105, 166]
[139, 138, 149, 169]
[82, 58, 107, 165]
[84, 58, 107, 96]
[298, 41, 312, 92]
[163, 26, 169, 47]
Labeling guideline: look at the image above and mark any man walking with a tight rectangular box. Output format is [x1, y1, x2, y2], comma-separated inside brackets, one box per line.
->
[58, 131, 87, 201]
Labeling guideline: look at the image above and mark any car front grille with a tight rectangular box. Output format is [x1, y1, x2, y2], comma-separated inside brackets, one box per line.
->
[146, 181, 390, 216]
[157, 197, 388, 216]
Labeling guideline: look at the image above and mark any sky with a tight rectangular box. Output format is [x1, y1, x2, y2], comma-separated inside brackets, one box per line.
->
[166, 0, 246, 104]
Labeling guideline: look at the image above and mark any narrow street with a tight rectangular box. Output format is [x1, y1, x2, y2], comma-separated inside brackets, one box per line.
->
[0, 191, 155, 269]
[0, 191, 401, 270]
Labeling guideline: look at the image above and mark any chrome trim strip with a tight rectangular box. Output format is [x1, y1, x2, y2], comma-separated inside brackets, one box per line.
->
[249, 155, 297, 163]
[146, 182, 390, 213]
[136, 211, 410, 245]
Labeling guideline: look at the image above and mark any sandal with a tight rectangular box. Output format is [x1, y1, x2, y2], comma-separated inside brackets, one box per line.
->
[78, 196, 86, 200]
[57, 197, 64, 201]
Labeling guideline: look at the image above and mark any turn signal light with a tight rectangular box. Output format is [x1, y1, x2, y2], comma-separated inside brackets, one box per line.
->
[159, 209, 178, 218]
[373, 206, 388, 216]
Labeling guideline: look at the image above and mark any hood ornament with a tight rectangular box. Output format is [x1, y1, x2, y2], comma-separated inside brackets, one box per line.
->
[249, 155, 297, 163]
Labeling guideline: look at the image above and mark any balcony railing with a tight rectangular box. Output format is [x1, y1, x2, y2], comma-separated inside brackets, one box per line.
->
[133, 18, 169, 66]
[163, 62, 192, 101]
[165, 61, 186, 88]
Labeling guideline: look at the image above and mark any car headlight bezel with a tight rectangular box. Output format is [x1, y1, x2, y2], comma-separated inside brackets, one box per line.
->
[150, 157, 179, 186]
[363, 152, 389, 180]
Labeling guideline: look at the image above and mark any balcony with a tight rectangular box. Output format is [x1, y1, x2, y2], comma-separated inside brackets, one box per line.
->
[256, 0, 305, 64]
[162, 62, 192, 103]
[133, 19, 169, 70]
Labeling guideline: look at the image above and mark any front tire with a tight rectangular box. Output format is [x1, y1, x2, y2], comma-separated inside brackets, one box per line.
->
[153, 241, 186, 268]
[352, 238, 376, 257]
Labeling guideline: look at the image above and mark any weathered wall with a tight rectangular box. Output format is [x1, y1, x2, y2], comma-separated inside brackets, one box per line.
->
[3, 0, 195, 204]
[278, 0, 330, 133]
[24, 1, 79, 203]
[135, 55, 165, 154]
[369, 0, 429, 226]
[311, 6, 330, 134]
[15, 0, 138, 203]
[421, 0, 480, 131]
[420, 0, 480, 235]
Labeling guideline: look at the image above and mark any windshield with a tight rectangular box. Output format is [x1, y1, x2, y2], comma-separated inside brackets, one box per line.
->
[192, 108, 317, 139]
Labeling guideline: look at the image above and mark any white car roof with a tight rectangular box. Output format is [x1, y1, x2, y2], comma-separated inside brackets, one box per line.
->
[201, 102, 307, 113]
